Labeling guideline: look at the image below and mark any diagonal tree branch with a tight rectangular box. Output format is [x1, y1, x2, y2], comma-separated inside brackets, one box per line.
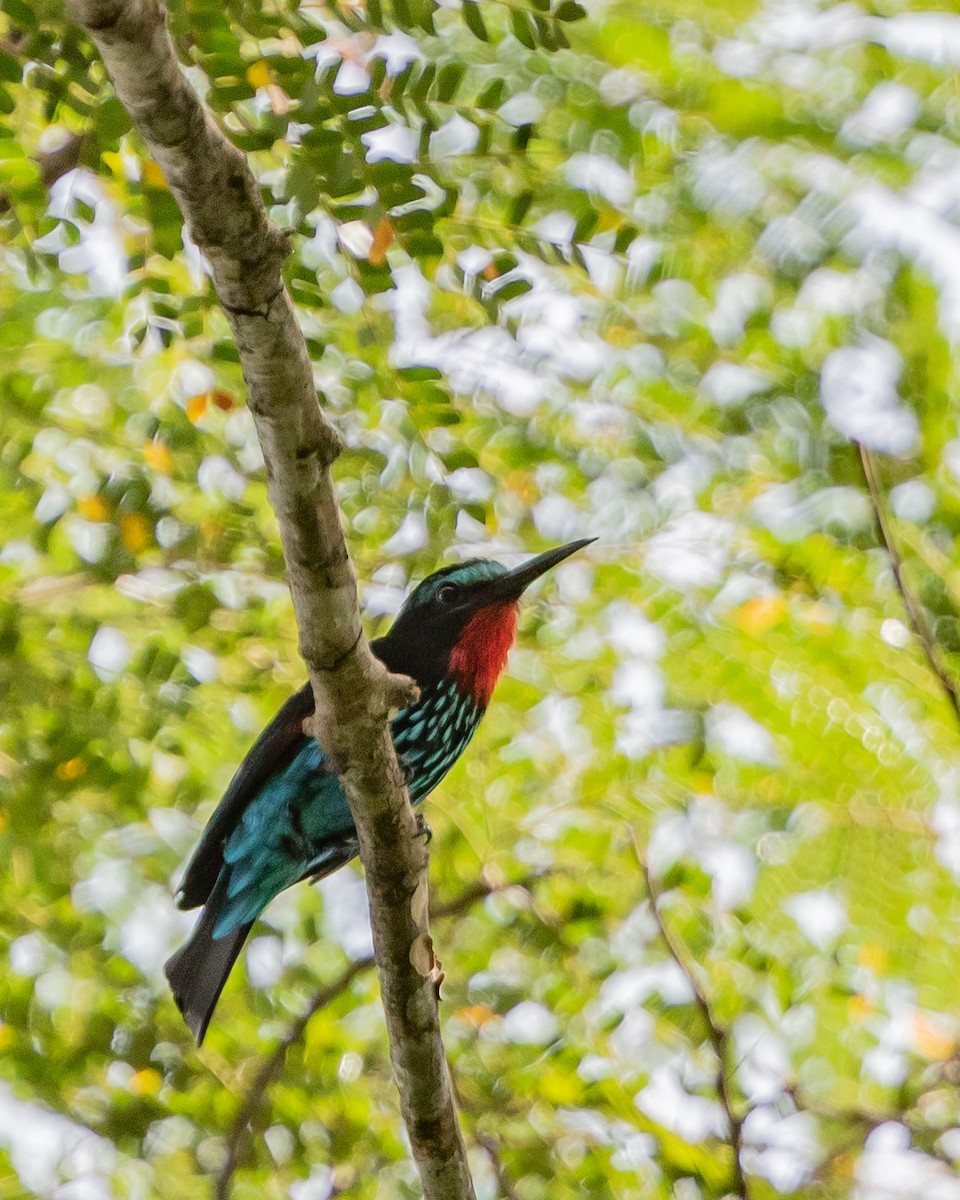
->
[474, 1133, 521, 1200]
[64, 3, 475, 1197]
[215, 870, 553, 1198]
[633, 832, 749, 1200]
[215, 956, 374, 1200]
[857, 442, 960, 734]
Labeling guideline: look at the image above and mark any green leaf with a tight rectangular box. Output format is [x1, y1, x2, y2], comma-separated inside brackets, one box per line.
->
[554, 0, 587, 19]
[510, 9, 538, 49]
[475, 119, 492, 155]
[411, 62, 437, 103]
[435, 62, 466, 103]
[514, 123, 535, 150]
[493, 251, 518, 274]
[462, 0, 489, 41]
[493, 278, 532, 303]
[96, 97, 131, 140]
[285, 163, 320, 217]
[394, 208, 436, 231]
[406, 233, 444, 259]
[476, 78, 506, 110]
[573, 207, 598, 242]
[391, 60, 417, 98]
[368, 56, 388, 93]
[173, 584, 219, 633]
[534, 14, 558, 51]
[613, 223, 638, 254]
[0, 52, 21, 84]
[442, 448, 479, 469]
[142, 188, 183, 259]
[508, 190, 534, 225]
[346, 109, 389, 136]
[398, 366, 443, 381]
[415, 0, 438, 34]
[2, 0, 32, 24]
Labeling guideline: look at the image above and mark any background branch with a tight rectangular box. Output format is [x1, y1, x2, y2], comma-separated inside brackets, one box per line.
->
[65, 2, 474, 1196]
[474, 1133, 521, 1200]
[215, 957, 374, 1200]
[215, 871, 552, 1196]
[858, 442, 960, 733]
[634, 834, 749, 1200]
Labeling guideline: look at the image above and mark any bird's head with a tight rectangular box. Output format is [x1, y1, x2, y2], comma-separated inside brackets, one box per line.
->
[374, 538, 594, 707]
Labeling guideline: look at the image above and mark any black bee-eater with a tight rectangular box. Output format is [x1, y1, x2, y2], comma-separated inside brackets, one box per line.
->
[165, 539, 593, 1042]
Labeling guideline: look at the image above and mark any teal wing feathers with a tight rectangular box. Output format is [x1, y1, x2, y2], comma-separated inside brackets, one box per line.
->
[176, 683, 315, 910]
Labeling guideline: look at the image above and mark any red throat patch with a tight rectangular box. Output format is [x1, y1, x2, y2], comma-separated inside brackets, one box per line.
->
[449, 602, 519, 707]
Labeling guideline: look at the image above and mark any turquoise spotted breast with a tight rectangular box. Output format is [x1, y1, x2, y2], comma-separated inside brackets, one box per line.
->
[214, 681, 483, 938]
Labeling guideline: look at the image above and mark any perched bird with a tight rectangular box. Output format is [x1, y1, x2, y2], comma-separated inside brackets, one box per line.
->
[165, 538, 593, 1042]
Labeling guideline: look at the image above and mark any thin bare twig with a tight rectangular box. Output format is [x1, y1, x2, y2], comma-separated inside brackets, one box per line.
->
[215, 871, 552, 1197]
[474, 1133, 522, 1200]
[631, 831, 749, 1200]
[788, 1081, 957, 1177]
[858, 442, 960, 733]
[430, 868, 553, 922]
[215, 957, 373, 1200]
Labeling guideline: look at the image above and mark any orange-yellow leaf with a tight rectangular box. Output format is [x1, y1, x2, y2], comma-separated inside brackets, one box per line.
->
[78, 496, 109, 522]
[456, 1005, 495, 1029]
[539, 1066, 580, 1105]
[736, 594, 785, 635]
[910, 1013, 956, 1060]
[831, 1153, 855, 1180]
[56, 757, 86, 782]
[143, 440, 172, 473]
[858, 944, 888, 975]
[505, 471, 537, 504]
[847, 994, 875, 1023]
[246, 60, 272, 89]
[482, 262, 498, 281]
[119, 512, 151, 553]
[142, 160, 166, 189]
[606, 324, 633, 347]
[129, 1068, 163, 1096]
[186, 393, 208, 423]
[369, 217, 394, 266]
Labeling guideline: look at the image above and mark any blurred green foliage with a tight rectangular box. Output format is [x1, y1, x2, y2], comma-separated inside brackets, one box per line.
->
[3, 0, 960, 1196]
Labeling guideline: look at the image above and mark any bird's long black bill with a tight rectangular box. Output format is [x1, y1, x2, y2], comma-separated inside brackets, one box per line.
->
[485, 537, 596, 603]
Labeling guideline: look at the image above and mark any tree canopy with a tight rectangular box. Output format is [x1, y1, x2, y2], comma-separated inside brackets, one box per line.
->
[3, 0, 960, 1197]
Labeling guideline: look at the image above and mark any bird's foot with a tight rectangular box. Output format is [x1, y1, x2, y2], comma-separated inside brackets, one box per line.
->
[414, 811, 433, 845]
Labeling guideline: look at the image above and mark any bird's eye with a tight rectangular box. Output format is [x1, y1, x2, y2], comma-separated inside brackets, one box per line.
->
[436, 583, 459, 605]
